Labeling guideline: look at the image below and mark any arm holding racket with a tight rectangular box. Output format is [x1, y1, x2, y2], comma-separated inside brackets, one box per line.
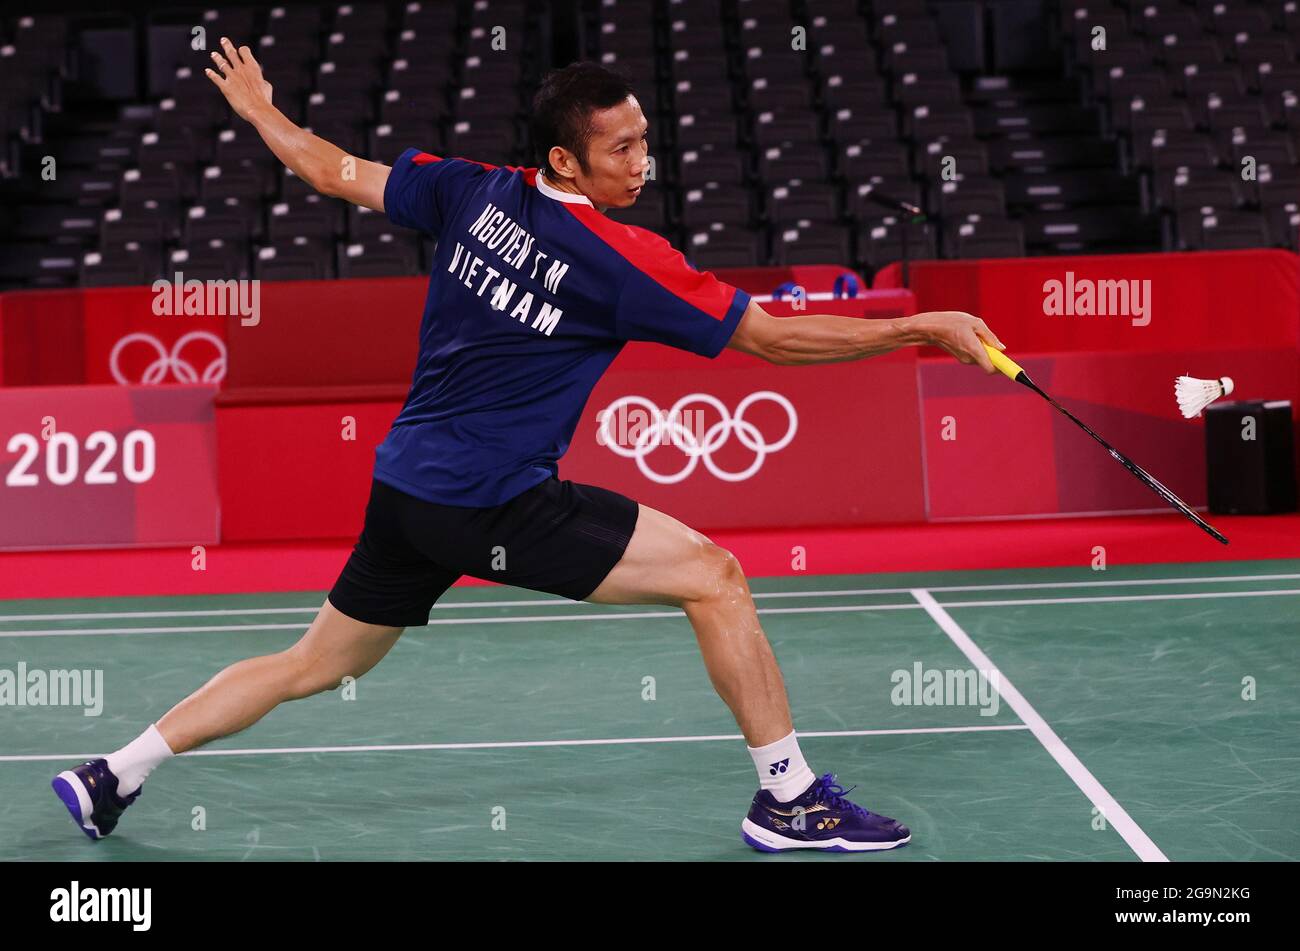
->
[204, 36, 390, 212]
[728, 299, 1005, 371]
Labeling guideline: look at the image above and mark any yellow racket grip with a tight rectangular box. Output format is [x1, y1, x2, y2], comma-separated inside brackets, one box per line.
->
[983, 342, 1023, 381]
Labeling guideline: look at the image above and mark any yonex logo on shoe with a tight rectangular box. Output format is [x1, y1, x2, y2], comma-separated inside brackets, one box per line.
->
[49, 881, 151, 931]
[769, 758, 789, 776]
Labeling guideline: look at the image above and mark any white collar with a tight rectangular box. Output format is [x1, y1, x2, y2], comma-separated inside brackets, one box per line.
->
[535, 170, 594, 207]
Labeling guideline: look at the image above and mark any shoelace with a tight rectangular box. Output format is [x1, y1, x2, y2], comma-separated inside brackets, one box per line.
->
[810, 772, 875, 819]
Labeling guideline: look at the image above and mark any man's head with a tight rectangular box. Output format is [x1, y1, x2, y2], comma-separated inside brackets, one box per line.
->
[529, 61, 650, 209]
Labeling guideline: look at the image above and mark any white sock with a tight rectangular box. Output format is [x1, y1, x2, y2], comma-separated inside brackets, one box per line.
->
[105, 724, 175, 797]
[747, 730, 816, 802]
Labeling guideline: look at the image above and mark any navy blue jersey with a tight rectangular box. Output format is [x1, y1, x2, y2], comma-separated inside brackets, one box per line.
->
[374, 148, 751, 506]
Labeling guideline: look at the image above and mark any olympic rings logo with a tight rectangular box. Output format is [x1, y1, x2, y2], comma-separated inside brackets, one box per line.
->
[597, 391, 798, 484]
[109, 332, 228, 385]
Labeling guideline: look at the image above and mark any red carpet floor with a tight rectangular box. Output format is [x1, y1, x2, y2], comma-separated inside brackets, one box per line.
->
[2, 512, 1297, 601]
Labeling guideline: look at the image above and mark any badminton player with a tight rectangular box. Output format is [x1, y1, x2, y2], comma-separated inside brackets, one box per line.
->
[53, 43, 1005, 853]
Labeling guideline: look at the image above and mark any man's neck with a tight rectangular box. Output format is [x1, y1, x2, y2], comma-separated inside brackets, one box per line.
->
[540, 170, 607, 214]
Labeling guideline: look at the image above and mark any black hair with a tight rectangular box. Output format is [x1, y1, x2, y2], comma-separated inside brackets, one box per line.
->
[529, 61, 636, 178]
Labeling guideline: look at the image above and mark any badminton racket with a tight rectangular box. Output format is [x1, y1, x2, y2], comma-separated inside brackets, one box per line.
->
[982, 343, 1229, 545]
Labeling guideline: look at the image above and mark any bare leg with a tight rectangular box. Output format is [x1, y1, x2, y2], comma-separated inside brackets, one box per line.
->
[156, 599, 403, 753]
[586, 504, 793, 746]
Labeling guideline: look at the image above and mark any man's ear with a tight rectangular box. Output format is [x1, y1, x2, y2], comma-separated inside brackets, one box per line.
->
[547, 145, 579, 181]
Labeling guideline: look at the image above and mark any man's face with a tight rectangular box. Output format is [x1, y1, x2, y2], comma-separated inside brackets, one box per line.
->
[549, 95, 650, 208]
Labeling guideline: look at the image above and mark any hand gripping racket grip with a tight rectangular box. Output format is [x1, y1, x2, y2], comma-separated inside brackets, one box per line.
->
[983, 342, 1024, 382]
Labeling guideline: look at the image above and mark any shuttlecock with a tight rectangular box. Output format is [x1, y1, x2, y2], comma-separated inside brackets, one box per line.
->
[1175, 375, 1234, 418]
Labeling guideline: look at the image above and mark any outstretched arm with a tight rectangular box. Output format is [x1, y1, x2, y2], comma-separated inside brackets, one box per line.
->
[204, 36, 389, 211]
[727, 299, 1005, 372]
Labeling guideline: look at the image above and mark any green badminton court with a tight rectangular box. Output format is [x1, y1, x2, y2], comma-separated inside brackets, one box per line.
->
[1, 559, 1296, 861]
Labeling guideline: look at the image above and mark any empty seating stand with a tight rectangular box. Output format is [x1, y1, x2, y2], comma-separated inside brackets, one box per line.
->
[0, 1, 542, 289]
[1064, 0, 1300, 251]
[1, 0, 1297, 291]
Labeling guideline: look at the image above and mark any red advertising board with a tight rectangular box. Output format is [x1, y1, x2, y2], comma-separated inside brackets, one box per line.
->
[82, 286, 231, 387]
[559, 345, 926, 528]
[874, 249, 1300, 354]
[0, 384, 219, 550]
[918, 347, 1300, 521]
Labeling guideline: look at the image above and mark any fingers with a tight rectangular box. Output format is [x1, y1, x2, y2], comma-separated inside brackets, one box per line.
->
[208, 37, 263, 97]
[973, 317, 1005, 351]
[224, 37, 261, 73]
[212, 38, 257, 75]
[220, 36, 243, 66]
[965, 328, 996, 373]
[929, 312, 1005, 373]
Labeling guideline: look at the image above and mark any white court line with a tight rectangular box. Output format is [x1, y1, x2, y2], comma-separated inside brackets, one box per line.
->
[943, 590, 1300, 608]
[0, 607, 905, 636]
[0, 607, 325, 622]
[0, 723, 1031, 763]
[0, 622, 312, 637]
[910, 588, 1168, 863]
[751, 572, 1300, 597]
[2, 587, 1299, 636]
[3, 571, 1298, 623]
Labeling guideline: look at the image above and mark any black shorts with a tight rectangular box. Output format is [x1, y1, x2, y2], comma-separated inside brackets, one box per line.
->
[328, 476, 640, 627]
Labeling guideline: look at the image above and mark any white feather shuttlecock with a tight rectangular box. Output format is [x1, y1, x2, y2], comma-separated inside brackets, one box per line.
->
[1175, 375, 1234, 418]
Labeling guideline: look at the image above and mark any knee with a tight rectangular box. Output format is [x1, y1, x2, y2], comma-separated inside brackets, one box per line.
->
[684, 542, 748, 605]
